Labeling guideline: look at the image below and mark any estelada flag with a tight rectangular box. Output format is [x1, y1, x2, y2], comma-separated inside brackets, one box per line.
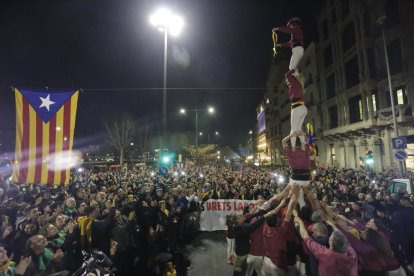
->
[12, 88, 79, 185]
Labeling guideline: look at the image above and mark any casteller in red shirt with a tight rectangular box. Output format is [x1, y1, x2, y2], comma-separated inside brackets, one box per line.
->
[263, 220, 290, 270]
[249, 217, 265, 257]
[304, 237, 358, 276]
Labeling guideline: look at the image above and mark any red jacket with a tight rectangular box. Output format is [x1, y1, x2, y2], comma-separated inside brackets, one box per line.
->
[278, 26, 304, 48]
[285, 69, 304, 102]
[304, 237, 358, 276]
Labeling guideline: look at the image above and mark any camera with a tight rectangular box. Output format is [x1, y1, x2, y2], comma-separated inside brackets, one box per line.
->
[72, 250, 115, 276]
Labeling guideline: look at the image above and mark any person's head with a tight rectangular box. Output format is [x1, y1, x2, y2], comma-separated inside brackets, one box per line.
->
[121, 205, 135, 218]
[26, 235, 48, 255]
[329, 230, 348, 253]
[299, 205, 312, 221]
[287, 17, 301, 28]
[159, 200, 166, 209]
[23, 221, 38, 236]
[26, 206, 40, 220]
[312, 223, 328, 238]
[265, 214, 279, 227]
[96, 192, 106, 202]
[43, 223, 59, 239]
[76, 189, 85, 199]
[156, 188, 163, 197]
[78, 202, 87, 213]
[351, 202, 361, 211]
[65, 197, 76, 209]
[232, 214, 245, 225]
[311, 211, 324, 223]
[85, 206, 97, 219]
[400, 196, 411, 207]
[54, 215, 65, 228]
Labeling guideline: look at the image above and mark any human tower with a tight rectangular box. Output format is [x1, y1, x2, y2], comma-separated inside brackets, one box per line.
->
[273, 17, 310, 207]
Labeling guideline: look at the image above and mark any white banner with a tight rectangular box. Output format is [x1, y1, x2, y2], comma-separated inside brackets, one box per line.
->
[199, 199, 256, 231]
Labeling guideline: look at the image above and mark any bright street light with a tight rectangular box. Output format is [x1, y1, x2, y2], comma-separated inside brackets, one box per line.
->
[208, 107, 215, 114]
[149, 8, 184, 36]
[149, 7, 184, 147]
[130, 142, 134, 146]
[199, 132, 203, 136]
[180, 108, 186, 114]
[249, 130, 253, 135]
[215, 131, 219, 135]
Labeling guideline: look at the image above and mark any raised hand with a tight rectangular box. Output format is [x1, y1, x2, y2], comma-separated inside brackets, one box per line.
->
[15, 256, 32, 275]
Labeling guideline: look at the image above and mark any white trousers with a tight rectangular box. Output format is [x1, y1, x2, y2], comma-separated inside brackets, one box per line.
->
[289, 46, 304, 75]
[289, 179, 310, 208]
[290, 105, 307, 147]
[226, 237, 235, 259]
[261, 257, 299, 276]
[246, 255, 264, 276]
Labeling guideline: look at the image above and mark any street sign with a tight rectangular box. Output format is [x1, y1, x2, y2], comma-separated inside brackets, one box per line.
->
[392, 137, 407, 149]
[394, 150, 408, 161]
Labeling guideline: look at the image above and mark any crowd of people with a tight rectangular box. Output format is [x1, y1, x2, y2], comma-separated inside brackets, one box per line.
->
[0, 162, 412, 276]
[226, 166, 414, 276]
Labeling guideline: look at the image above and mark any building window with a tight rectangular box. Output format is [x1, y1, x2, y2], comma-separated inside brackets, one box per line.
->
[386, 0, 400, 25]
[341, 0, 350, 18]
[372, 93, 377, 113]
[385, 86, 407, 108]
[342, 22, 356, 52]
[325, 74, 335, 99]
[332, 7, 337, 24]
[349, 95, 363, 123]
[322, 19, 329, 40]
[329, 105, 338, 128]
[387, 39, 403, 75]
[364, 11, 371, 36]
[324, 45, 333, 69]
[367, 48, 376, 79]
[395, 87, 408, 105]
[345, 56, 359, 88]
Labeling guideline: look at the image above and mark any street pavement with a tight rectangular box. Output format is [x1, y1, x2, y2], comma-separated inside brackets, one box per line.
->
[186, 231, 234, 276]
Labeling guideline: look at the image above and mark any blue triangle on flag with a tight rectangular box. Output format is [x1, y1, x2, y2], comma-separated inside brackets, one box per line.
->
[18, 88, 77, 123]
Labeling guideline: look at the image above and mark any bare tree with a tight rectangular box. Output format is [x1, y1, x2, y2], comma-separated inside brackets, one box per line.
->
[104, 114, 134, 165]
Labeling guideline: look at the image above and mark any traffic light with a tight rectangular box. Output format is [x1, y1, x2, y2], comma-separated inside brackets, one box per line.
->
[159, 149, 175, 167]
[365, 151, 374, 166]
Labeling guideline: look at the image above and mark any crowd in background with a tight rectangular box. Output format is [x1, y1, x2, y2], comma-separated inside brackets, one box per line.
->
[0, 163, 413, 275]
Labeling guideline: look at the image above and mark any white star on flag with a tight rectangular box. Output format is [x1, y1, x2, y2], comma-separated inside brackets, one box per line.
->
[39, 94, 55, 111]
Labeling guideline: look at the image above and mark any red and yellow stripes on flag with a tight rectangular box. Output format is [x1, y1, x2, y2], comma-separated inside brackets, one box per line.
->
[12, 88, 79, 185]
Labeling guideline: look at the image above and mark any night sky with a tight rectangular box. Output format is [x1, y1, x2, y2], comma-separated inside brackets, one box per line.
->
[0, 0, 321, 152]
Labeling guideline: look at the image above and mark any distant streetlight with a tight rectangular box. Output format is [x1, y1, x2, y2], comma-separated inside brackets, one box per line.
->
[130, 142, 134, 146]
[179, 106, 216, 163]
[149, 7, 184, 146]
[217, 151, 220, 154]
[215, 131, 219, 135]
[249, 130, 253, 135]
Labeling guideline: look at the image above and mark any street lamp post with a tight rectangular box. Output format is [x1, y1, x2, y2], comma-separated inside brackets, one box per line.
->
[150, 8, 184, 146]
[377, 16, 404, 175]
[180, 106, 215, 163]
